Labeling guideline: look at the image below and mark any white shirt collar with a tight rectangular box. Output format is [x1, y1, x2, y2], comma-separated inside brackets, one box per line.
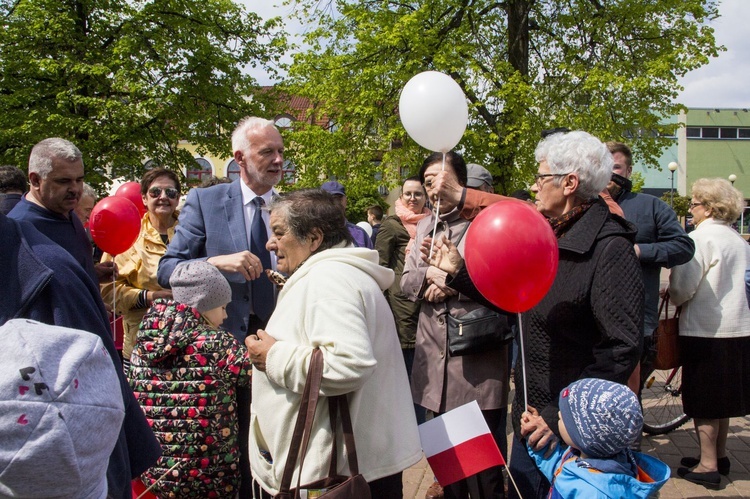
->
[240, 180, 276, 206]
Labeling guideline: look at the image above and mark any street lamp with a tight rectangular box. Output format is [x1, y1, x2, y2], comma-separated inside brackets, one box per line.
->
[668, 161, 678, 208]
[729, 173, 737, 186]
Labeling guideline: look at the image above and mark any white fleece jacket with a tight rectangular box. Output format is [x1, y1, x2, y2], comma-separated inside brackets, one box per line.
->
[669, 218, 750, 338]
[249, 247, 422, 494]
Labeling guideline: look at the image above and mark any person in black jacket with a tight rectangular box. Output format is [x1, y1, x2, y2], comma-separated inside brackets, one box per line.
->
[424, 131, 643, 499]
[0, 212, 161, 499]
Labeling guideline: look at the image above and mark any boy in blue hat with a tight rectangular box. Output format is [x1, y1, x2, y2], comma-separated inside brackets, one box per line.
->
[523, 378, 670, 498]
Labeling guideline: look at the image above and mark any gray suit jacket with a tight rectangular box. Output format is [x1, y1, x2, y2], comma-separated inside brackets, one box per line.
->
[158, 179, 274, 340]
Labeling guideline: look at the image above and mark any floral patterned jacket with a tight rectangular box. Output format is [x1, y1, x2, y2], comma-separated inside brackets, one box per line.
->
[130, 299, 251, 498]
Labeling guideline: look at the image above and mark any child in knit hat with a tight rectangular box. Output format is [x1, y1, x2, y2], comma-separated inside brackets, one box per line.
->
[523, 378, 670, 498]
[129, 261, 252, 498]
[0, 319, 125, 499]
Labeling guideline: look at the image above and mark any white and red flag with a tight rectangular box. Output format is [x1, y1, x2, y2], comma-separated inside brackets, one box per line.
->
[418, 400, 506, 486]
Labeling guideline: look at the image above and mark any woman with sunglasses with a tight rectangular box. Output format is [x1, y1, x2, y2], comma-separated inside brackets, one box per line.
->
[101, 167, 181, 371]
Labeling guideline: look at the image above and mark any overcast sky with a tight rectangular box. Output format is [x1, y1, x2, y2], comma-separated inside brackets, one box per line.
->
[245, 0, 749, 109]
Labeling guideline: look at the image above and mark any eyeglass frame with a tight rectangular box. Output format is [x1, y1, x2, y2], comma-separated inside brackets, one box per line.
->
[402, 191, 425, 199]
[534, 172, 573, 188]
[688, 202, 704, 209]
[147, 186, 180, 199]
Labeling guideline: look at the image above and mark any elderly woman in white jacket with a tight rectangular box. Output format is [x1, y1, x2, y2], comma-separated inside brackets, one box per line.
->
[244, 189, 422, 498]
[669, 178, 750, 490]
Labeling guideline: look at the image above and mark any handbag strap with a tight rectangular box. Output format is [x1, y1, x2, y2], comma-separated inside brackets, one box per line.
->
[659, 291, 681, 320]
[325, 394, 360, 475]
[279, 348, 325, 495]
[278, 349, 362, 497]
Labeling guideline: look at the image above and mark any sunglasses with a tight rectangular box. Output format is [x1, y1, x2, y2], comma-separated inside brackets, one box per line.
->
[148, 187, 179, 199]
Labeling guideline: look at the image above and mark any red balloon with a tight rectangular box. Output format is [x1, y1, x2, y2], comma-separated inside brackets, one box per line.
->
[464, 199, 559, 313]
[89, 196, 141, 255]
[115, 181, 147, 217]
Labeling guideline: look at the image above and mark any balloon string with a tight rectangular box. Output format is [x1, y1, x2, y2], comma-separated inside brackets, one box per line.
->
[111, 270, 117, 343]
[517, 311, 529, 415]
[427, 152, 447, 257]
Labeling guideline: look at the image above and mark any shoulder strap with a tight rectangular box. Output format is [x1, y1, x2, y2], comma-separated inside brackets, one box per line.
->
[278, 349, 362, 497]
[278, 348, 325, 495]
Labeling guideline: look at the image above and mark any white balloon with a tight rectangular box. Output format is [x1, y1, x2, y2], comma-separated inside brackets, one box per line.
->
[399, 71, 469, 153]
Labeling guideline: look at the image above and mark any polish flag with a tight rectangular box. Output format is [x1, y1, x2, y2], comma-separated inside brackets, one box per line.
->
[419, 400, 506, 486]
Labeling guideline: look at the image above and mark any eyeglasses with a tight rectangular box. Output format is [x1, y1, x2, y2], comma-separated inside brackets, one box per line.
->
[534, 172, 572, 187]
[689, 202, 704, 209]
[402, 192, 425, 199]
[148, 187, 179, 199]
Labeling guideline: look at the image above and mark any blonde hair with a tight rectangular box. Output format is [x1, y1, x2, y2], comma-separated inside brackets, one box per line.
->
[692, 178, 745, 224]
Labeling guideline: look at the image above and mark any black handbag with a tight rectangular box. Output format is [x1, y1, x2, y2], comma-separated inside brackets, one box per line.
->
[446, 307, 513, 357]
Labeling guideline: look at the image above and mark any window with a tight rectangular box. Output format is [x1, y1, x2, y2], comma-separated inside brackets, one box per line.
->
[720, 128, 737, 139]
[687, 126, 750, 140]
[187, 158, 213, 183]
[282, 160, 296, 185]
[702, 127, 719, 138]
[274, 115, 294, 129]
[227, 160, 241, 181]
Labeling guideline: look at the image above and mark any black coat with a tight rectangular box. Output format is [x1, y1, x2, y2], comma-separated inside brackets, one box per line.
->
[449, 199, 643, 437]
[0, 213, 161, 499]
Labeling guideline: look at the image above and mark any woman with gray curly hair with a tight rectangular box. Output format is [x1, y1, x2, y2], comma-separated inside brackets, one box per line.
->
[424, 131, 644, 498]
[669, 178, 750, 489]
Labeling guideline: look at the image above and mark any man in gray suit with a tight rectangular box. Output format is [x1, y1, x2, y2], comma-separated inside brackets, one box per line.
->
[158, 116, 283, 496]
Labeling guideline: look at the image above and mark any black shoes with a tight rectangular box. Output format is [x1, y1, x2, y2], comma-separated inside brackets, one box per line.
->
[677, 467, 721, 489]
[679, 456, 730, 475]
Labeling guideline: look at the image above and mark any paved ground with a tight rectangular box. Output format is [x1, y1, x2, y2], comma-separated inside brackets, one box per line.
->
[403, 387, 750, 498]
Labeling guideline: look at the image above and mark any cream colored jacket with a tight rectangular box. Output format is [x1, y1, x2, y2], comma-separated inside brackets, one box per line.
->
[249, 247, 422, 494]
[670, 218, 750, 338]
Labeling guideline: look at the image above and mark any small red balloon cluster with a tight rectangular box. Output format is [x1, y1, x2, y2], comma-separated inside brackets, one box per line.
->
[464, 199, 558, 313]
[89, 182, 144, 255]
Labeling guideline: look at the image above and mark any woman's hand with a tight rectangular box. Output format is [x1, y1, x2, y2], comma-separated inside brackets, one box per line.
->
[420, 235, 464, 277]
[245, 329, 276, 372]
[520, 405, 559, 454]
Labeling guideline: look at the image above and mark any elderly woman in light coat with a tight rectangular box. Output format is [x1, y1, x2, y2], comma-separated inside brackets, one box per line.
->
[245, 189, 421, 498]
[669, 178, 750, 490]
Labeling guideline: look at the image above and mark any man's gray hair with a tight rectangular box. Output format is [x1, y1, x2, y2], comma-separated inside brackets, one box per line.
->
[29, 138, 83, 178]
[81, 182, 97, 200]
[231, 117, 277, 155]
[534, 130, 612, 201]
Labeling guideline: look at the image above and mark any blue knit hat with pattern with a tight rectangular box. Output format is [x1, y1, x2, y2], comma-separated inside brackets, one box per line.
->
[559, 378, 643, 458]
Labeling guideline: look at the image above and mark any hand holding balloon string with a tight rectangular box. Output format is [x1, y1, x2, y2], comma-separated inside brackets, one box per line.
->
[421, 235, 464, 277]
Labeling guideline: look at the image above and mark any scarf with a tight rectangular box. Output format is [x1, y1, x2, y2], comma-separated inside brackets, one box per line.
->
[395, 198, 430, 256]
[548, 201, 594, 239]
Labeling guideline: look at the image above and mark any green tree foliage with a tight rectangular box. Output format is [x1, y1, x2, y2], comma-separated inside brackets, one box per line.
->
[281, 0, 721, 195]
[661, 192, 691, 218]
[0, 0, 285, 185]
[630, 172, 645, 193]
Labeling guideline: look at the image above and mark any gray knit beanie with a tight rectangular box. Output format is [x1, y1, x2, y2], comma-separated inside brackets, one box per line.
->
[559, 378, 643, 458]
[170, 261, 232, 313]
[0, 319, 125, 499]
